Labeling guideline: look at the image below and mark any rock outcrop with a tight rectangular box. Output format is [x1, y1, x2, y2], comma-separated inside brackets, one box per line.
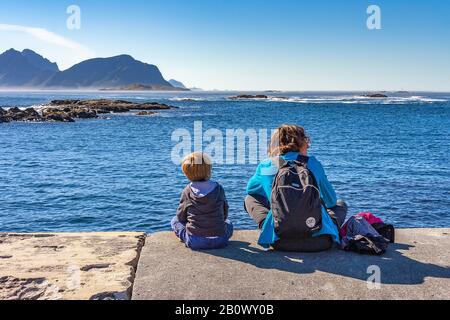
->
[0, 99, 178, 123]
[229, 94, 269, 100]
[365, 93, 388, 98]
[0, 232, 146, 300]
[136, 111, 156, 116]
[1, 107, 45, 122]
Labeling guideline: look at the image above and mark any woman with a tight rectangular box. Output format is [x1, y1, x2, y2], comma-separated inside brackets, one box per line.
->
[245, 124, 347, 252]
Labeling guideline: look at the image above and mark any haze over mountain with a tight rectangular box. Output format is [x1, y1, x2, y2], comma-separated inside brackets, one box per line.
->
[168, 79, 186, 89]
[0, 49, 185, 90]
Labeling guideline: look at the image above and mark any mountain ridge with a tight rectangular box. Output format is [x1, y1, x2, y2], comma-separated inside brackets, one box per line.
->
[0, 49, 186, 91]
[0, 49, 59, 87]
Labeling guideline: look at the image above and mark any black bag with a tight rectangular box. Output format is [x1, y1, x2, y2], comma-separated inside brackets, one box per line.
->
[345, 235, 390, 255]
[372, 223, 396, 243]
[271, 157, 323, 240]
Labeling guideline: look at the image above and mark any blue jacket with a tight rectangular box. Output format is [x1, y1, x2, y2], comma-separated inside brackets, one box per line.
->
[246, 152, 340, 247]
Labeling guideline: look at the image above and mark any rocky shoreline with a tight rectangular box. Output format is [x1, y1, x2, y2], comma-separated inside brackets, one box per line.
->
[0, 233, 145, 300]
[0, 99, 178, 123]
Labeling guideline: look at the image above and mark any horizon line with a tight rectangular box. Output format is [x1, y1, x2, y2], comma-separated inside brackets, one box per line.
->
[0, 89, 449, 94]
[1, 48, 449, 93]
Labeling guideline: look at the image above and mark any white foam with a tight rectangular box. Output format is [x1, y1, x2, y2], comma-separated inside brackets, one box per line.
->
[265, 95, 447, 105]
[169, 97, 209, 102]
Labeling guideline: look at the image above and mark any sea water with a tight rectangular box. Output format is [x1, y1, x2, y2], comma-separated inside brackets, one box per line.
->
[0, 91, 449, 232]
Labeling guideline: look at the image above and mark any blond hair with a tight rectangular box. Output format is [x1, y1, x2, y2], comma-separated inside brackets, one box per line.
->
[268, 124, 310, 157]
[182, 152, 212, 182]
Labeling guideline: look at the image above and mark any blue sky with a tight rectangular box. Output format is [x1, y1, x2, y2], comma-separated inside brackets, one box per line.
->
[0, 0, 449, 91]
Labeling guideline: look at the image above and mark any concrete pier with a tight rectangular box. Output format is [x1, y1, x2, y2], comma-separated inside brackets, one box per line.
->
[133, 229, 450, 300]
[1, 229, 450, 300]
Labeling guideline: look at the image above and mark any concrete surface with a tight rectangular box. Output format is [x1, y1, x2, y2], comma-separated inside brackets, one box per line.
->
[0, 233, 145, 300]
[133, 229, 450, 300]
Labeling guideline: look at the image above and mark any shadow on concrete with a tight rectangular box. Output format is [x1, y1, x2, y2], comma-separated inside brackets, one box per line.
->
[203, 241, 450, 285]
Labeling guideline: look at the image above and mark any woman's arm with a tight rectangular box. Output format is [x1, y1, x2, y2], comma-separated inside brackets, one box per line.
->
[246, 160, 277, 200]
[246, 166, 264, 196]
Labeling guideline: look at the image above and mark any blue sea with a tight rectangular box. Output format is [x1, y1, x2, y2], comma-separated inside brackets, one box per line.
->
[0, 91, 449, 233]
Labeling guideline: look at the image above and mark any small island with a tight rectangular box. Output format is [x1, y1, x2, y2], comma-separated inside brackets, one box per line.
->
[228, 94, 269, 100]
[0, 99, 178, 123]
[365, 93, 389, 98]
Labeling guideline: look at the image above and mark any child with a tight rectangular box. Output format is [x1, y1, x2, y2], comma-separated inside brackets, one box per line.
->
[171, 152, 233, 250]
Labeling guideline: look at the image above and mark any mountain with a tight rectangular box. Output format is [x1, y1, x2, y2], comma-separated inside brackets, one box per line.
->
[0, 49, 186, 90]
[21, 49, 59, 72]
[0, 49, 59, 87]
[44, 55, 174, 89]
[168, 79, 187, 89]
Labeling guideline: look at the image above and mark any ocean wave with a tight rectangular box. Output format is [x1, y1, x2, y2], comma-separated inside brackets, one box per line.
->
[157, 112, 216, 118]
[169, 97, 210, 102]
[266, 95, 448, 104]
[0, 104, 47, 111]
[166, 94, 448, 104]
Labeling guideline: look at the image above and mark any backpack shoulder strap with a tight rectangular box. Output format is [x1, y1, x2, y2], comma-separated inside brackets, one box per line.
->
[295, 154, 310, 165]
[272, 154, 309, 169]
[271, 156, 288, 169]
[293, 154, 329, 212]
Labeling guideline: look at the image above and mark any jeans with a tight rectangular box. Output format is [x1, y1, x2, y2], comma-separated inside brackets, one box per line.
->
[171, 217, 234, 250]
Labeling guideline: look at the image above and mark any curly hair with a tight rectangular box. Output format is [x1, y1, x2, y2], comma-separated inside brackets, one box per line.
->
[268, 124, 310, 157]
[182, 152, 212, 182]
